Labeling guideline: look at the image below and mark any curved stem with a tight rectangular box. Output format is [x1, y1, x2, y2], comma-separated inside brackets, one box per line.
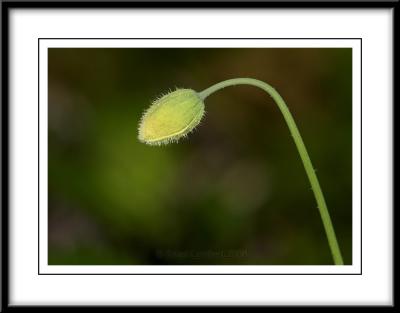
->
[199, 78, 344, 265]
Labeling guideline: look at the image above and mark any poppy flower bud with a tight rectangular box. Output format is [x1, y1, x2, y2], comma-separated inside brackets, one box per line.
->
[138, 89, 205, 145]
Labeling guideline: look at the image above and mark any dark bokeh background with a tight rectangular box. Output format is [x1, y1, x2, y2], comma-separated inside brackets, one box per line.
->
[48, 48, 352, 265]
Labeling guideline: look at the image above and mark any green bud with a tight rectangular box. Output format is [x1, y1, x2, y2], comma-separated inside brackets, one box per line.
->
[138, 89, 205, 145]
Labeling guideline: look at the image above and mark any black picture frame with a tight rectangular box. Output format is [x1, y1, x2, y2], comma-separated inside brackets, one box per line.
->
[1, 0, 397, 309]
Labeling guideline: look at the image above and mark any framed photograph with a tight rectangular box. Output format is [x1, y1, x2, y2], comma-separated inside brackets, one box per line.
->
[1, 0, 396, 308]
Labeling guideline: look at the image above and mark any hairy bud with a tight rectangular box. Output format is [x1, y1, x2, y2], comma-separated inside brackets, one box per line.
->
[138, 89, 205, 145]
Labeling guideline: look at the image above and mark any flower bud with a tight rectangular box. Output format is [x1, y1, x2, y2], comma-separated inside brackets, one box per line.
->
[138, 89, 205, 145]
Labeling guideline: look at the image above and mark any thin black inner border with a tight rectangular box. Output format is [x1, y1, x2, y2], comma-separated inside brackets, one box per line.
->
[38, 37, 362, 276]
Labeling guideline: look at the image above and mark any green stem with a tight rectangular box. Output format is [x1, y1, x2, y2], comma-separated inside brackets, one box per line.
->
[199, 78, 344, 265]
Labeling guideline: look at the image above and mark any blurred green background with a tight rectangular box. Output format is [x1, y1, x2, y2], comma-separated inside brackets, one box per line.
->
[48, 47, 352, 265]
